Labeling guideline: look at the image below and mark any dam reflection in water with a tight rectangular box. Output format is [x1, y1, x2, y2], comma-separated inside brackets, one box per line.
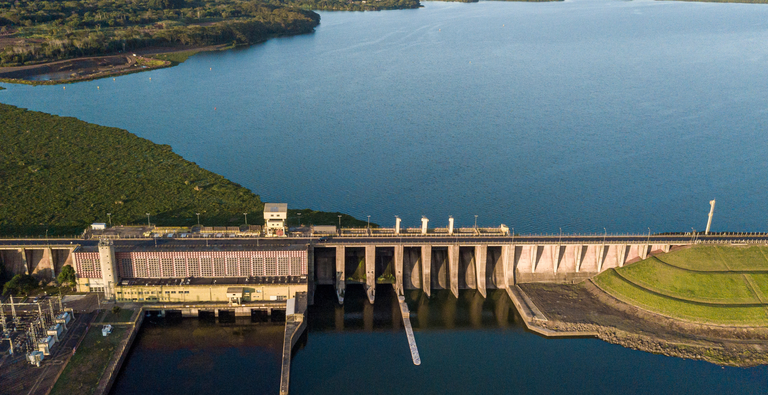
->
[306, 285, 521, 333]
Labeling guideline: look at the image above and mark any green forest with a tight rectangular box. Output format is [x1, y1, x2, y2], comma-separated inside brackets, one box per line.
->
[0, 0, 321, 65]
[0, 103, 367, 236]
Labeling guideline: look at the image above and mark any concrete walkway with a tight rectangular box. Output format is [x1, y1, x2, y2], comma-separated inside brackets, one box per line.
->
[397, 295, 421, 366]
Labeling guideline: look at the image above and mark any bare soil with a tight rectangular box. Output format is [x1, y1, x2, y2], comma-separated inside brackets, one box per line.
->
[520, 281, 768, 366]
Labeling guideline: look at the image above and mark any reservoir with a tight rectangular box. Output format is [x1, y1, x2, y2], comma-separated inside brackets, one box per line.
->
[3, 1, 768, 392]
[2, 1, 768, 233]
[111, 286, 768, 394]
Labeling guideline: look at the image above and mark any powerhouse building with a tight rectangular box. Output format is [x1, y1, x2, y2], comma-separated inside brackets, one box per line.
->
[71, 240, 308, 303]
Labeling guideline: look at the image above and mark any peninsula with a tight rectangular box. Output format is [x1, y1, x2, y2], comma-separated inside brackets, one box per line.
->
[0, 102, 367, 237]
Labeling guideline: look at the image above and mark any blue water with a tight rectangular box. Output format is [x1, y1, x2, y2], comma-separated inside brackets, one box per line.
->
[2, 1, 768, 234]
[6, 5, 768, 391]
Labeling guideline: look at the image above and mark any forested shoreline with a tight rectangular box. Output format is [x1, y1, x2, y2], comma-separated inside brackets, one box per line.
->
[0, 0, 320, 66]
[0, 103, 368, 236]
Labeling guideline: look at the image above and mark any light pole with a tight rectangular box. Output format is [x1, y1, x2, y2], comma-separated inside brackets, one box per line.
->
[647, 227, 651, 245]
[243, 212, 248, 226]
[146, 213, 151, 227]
[474, 215, 478, 229]
[297, 213, 301, 227]
[196, 213, 200, 225]
[559, 227, 562, 244]
[338, 215, 342, 235]
[107, 213, 112, 227]
[367, 215, 371, 229]
[603, 227, 607, 245]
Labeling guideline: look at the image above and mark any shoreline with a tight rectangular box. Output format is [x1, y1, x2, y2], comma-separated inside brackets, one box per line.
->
[0, 44, 231, 86]
[518, 280, 768, 367]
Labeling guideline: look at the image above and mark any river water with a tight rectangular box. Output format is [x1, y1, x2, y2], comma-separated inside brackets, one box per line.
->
[2, 1, 768, 233]
[4, 1, 768, 392]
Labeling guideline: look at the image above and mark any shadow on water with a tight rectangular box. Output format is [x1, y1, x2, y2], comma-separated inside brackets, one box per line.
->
[110, 313, 284, 395]
[308, 285, 525, 333]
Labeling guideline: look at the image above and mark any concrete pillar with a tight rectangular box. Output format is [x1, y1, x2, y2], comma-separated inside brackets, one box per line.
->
[474, 246, 487, 298]
[448, 217, 454, 235]
[19, 248, 28, 275]
[641, 244, 648, 260]
[706, 199, 715, 235]
[575, 245, 583, 273]
[662, 244, 671, 253]
[98, 240, 118, 300]
[501, 245, 512, 288]
[394, 245, 404, 296]
[597, 245, 605, 272]
[617, 244, 627, 268]
[45, 247, 56, 278]
[551, 245, 560, 274]
[365, 246, 376, 304]
[421, 245, 432, 297]
[395, 217, 401, 235]
[307, 247, 314, 305]
[335, 246, 345, 304]
[448, 245, 459, 298]
[530, 245, 538, 273]
[421, 217, 429, 235]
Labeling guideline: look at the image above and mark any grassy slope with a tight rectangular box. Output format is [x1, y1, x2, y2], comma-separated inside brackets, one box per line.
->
[0, 103, 366, 236]
[594, 245, 768, 325]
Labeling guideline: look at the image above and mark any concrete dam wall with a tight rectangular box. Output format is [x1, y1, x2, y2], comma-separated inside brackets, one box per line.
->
[313, 242, 679, 302]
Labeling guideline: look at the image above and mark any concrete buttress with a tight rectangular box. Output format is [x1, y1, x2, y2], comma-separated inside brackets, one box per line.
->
[421, 245, 431, 297]
[365, 246, 376, 304]
[617, 244, 627, 267]
[335, 246, 345, 304]
[449, 245, 459, 298]
[475, 245, 487, 298]
[575, 245, 583, 273]
[501, 245, 511, 288]
[19, 248, 28, 275]
[394, 245, 404, 296]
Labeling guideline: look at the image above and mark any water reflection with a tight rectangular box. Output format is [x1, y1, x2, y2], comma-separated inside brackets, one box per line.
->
[308, 285, 522, 333]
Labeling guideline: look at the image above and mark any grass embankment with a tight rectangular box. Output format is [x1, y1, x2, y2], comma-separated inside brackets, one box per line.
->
[594, 245, 768, 325]
[0, 103, 367, 236]
[49, 326, 128, 395]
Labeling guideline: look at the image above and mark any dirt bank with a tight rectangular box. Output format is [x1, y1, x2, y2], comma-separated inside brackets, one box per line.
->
[0, 45, 225, 85]
[520, 281, 768, 366]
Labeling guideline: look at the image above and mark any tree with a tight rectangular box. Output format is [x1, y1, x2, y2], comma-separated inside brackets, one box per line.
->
[57, 265, 76, 287]
[2, 274, 37, 296]
[111, 305, 121, 314]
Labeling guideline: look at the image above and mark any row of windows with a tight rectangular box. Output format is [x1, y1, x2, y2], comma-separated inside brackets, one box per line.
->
[119, 256, 305, 278]
[117, 290, 190, 295]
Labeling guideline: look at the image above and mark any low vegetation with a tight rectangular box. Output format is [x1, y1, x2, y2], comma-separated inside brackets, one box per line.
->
[0, 103, 367, 236]
[49, 325, 127, 395]
[594, 245, 768, 325]
[99, 307, 135, 323]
